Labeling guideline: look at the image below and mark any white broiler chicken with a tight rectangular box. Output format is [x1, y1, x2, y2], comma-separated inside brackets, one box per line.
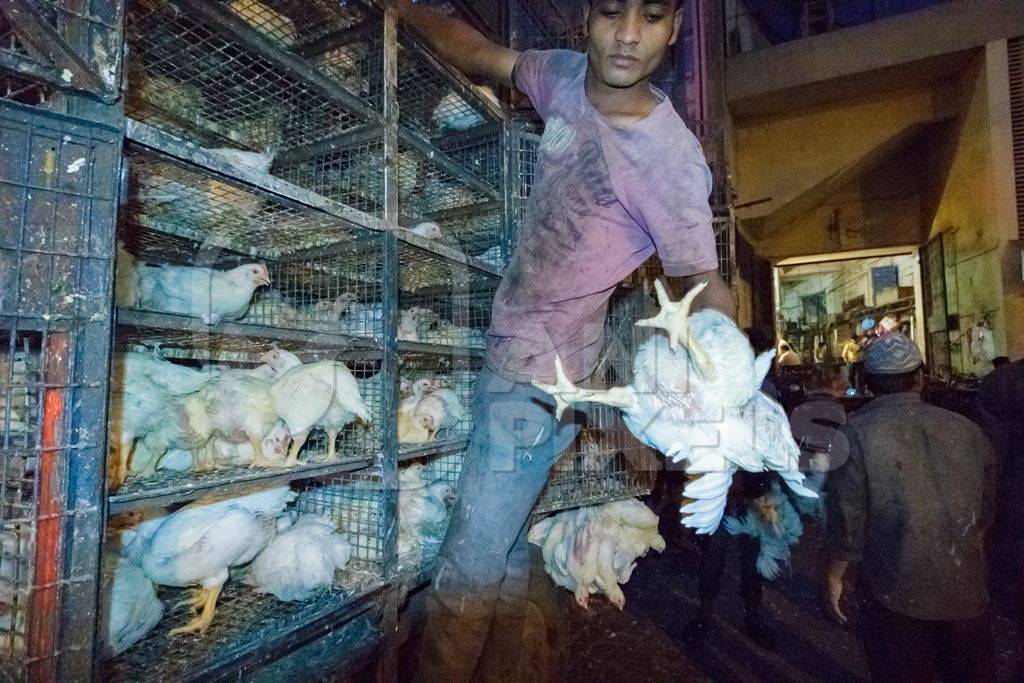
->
[211, 423, 291, 469]
[339, 299, 383, 337]
[398, 307, 439, 342]
[199, 373, 283, 469]
[260, 350, 373, 465]
[109, 352, 212, 485]
[280, 292, 358, 327]
[228, 0, 296, 47]
[533, 281, 815, 534]
[204, 147, 275, 174]
[137, 487, 295, 635]
[432, 90, 486, 131]
[397, 463, 455, 556]
[413, 384, 467, 434]
[529, 499, 664, 610]
[246, 514, 352, 602]
[397, 378, 438, 444]
[403, 221, 442, 240]
[135, 262, 270, 324]
[100, 553, 164, 657]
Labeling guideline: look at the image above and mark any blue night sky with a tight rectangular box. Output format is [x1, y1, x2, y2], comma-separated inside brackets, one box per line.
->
[741, 0, 948, 43]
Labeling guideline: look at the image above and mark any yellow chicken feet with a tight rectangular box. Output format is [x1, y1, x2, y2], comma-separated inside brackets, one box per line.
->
[170, 584, 223, 636]
[281, 432, 309, 468]
[174, 587, 208, 614]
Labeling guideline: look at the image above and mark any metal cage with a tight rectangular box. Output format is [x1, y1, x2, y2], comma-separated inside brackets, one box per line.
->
[534, 289, 658, 514]
[107, 471, 387, 681]
[0, 0, 123, 106]
[0, 101, 120, 679]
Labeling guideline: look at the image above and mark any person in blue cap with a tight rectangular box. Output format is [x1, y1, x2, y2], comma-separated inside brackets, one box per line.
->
[824, 332, 997, 681]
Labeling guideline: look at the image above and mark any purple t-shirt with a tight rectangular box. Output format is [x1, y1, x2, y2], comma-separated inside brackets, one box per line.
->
[486, 49, 718, 384]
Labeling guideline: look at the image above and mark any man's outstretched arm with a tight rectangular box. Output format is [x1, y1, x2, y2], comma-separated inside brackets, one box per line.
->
[668, 270, 736, 322]
[395, 1, 519, 87]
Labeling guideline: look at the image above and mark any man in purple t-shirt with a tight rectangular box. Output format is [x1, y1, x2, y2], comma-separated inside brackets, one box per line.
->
[399, 1, 735, 680]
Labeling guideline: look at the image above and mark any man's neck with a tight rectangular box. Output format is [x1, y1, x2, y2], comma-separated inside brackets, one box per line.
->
[584, 67, 659, 122]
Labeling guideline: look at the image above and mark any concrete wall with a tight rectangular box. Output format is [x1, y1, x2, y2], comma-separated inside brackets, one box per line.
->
[727, 0, 1024, 119]
[732, 83, 955, 229]
[927, 42, 1021, 369]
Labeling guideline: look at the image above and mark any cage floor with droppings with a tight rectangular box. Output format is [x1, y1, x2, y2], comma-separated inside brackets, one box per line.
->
[106, 567, 383, 682]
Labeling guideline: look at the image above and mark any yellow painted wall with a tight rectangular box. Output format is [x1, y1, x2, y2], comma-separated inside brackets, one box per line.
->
[928, 44, 1019, 369]
[732, 84, 956, 221]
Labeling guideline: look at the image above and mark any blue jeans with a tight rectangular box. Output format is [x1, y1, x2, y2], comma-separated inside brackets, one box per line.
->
[414, 367, 580, 683]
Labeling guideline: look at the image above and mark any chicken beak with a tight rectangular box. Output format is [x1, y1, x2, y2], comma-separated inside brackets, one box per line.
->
[634, 280, 716, 381]
[255, 266, 271, 287]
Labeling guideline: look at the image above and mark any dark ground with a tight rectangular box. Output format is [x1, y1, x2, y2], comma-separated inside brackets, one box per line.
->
[396, 503, 1023, 683]
[555, 514, 1024, 683]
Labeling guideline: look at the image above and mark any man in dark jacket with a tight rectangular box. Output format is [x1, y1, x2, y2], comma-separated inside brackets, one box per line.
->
[825, 333, 997, 681]
[975, 358, 1024, 624]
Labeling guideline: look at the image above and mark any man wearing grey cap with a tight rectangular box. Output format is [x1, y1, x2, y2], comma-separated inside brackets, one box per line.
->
[824, 333, 997, 681]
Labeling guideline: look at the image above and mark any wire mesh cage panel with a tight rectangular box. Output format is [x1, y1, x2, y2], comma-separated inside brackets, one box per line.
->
[396, 39, 498, 141]
[397, 243, 497, 350]
[106, 348, 386, 508]
[273, 133, 386, 217]
[0, 0, 123, 105]
[510, 0, 587, 52]
[397, 354, 479, 459]
[296, 470, 387, 568]
[534, 288, 658, 515]
[434, 206, 504, 267]
[508, 123, 540, 254]
[106, 475, 385, 681]
[394, 452, 463, 576]
[124, 0, 381, 154]
[123, 145, 378, 257]
[0, 102, 120, 678]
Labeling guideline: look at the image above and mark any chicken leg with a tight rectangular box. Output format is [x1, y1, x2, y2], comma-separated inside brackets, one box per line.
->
[532, 356, 635, 420]
[114, 439, 137, 488]
[169, 583, 223, 636]
[175, 587, 209, 614]
[634, 280, 716, 380]
[326, 429, 337, 461]
[282, 431, 309, 467]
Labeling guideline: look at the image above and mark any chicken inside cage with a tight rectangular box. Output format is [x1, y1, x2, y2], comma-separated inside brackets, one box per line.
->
[107, 348, 379, 490]
[102, 473, 386, 667]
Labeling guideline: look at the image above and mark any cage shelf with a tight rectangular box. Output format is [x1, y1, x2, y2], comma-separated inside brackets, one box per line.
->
[397, 436, 470, 463]
[126, 119, 505, 277]
[106, 574, 385, 682]
[107, 455, 377, 514]
[116, 309, 380, 357]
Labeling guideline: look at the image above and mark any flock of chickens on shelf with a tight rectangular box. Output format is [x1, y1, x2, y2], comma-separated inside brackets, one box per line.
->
[103, 458, 458, 657]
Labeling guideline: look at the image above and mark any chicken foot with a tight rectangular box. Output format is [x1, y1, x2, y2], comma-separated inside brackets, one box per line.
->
[169, 583, 223, 636]
[175, 587, 209, 614]
[634, 279, 716, 380]
[282, 431, 310, 468]
[532, 356, 635, 420]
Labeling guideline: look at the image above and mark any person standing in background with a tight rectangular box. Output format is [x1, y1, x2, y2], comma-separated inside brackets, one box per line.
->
[825, 333, 997, 681]
[975, 357, 1024, 634]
